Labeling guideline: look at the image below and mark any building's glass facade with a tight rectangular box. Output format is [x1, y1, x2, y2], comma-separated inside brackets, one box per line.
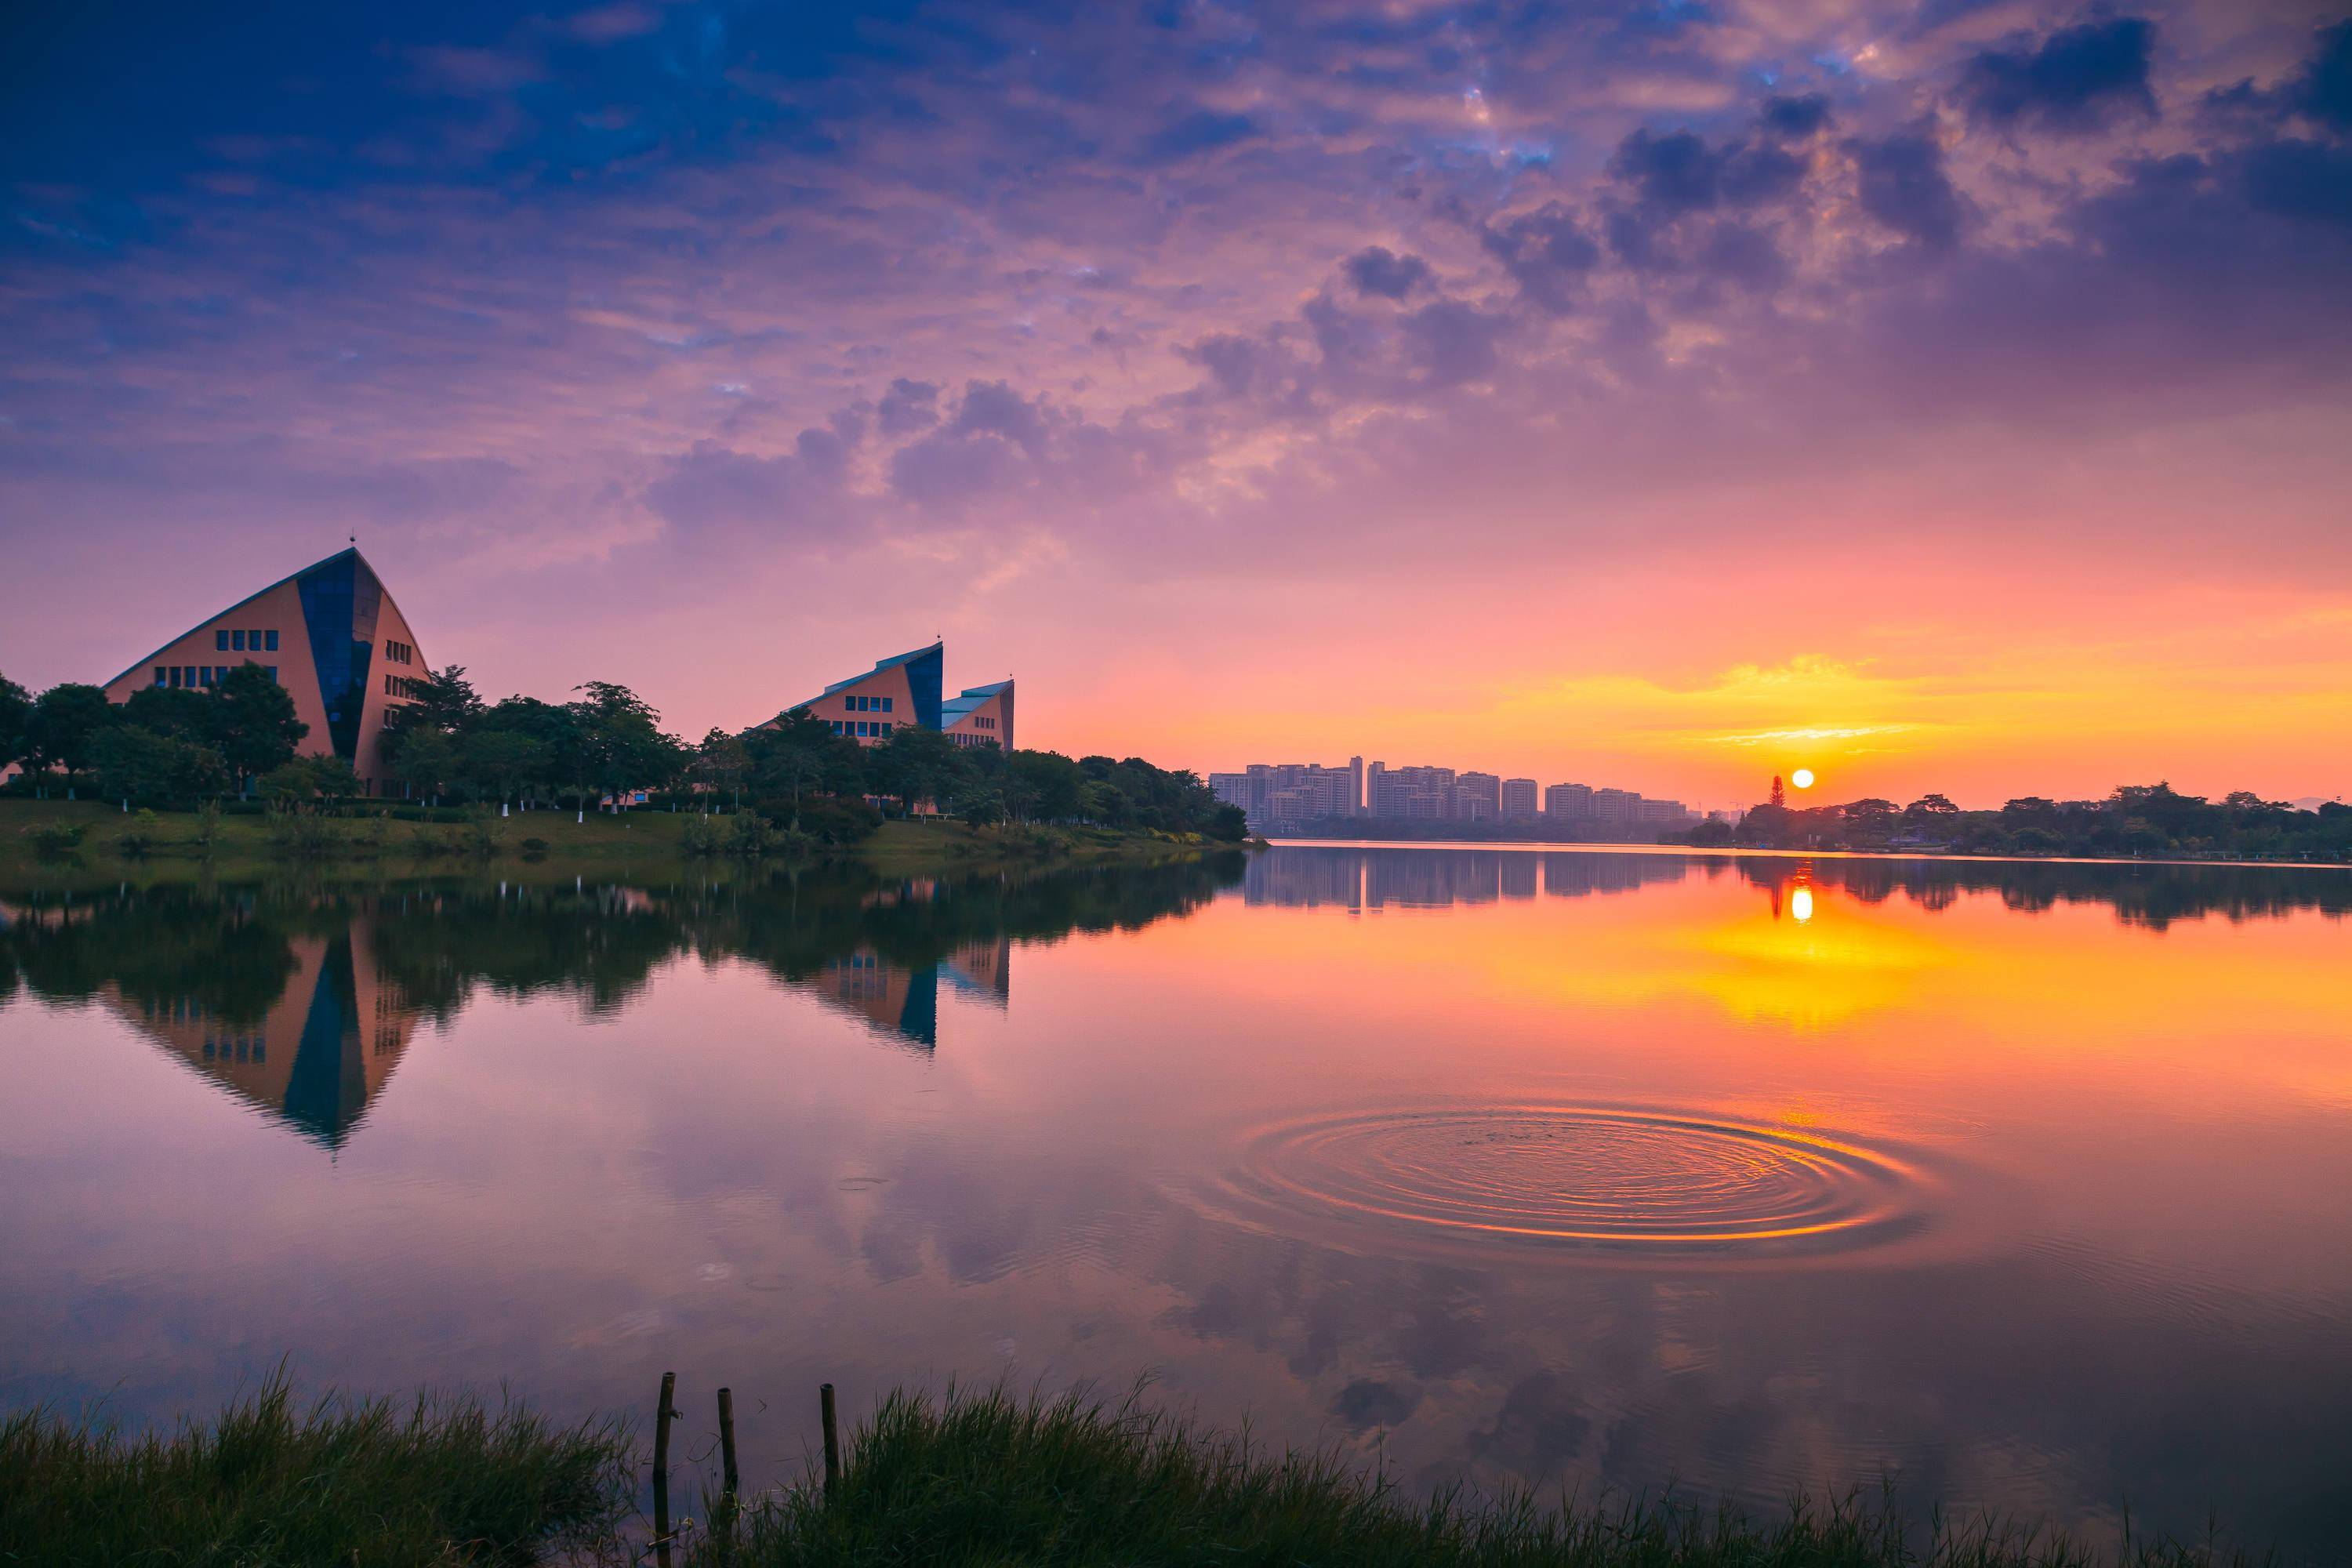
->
[296, 552, 384, 764]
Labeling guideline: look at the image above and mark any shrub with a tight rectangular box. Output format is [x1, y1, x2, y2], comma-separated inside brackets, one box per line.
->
[521, 837, 549, 853]
[264, 804, 339, 858]
[756, 795, 881, 845]
[24, 822, 87, 854]
[681, 814, 727, 858]
[114, 808, 164, 857]
[463, 804, 505, 858]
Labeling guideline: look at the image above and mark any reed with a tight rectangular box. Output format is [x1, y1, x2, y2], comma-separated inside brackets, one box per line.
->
[689, 1384, 2269, 1568]
[0, 1375, 630, 1567]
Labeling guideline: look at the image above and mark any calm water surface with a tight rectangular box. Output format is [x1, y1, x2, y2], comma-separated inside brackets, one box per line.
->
[2, 848, 2348, 1555]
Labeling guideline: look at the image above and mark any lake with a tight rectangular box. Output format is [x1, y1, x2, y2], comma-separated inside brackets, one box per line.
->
[2, 846, 2347, 1557]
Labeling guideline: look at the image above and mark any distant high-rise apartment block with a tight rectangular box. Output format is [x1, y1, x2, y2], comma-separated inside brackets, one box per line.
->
[1217, 756, 1693, 837]
[1544, 782, 1593, 818]
[102, 547, 429, 797]
[1455, 771, 1501, 822]
[1592, 787, 1641, 824]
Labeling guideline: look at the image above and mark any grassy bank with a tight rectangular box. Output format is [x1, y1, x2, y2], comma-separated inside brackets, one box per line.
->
[0, 799, 1234, 883]
[1, 1381, 2270, 1566]
[0, 1378, 626, 1567]
[689, 1386, 2261, 1567]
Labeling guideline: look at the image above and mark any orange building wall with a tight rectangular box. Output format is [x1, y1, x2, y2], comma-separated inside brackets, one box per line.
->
[803, 665, 917, 746]
[100, 554, 429, 794]
[945, 683, 1013, 752]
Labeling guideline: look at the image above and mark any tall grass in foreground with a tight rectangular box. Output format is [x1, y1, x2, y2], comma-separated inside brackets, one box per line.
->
[695, 1386, 2270, 1568]
[0, 1376, 630, 1567]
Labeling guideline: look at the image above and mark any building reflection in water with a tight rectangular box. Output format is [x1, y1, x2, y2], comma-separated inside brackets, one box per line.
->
[0, 852, 1237, 1147]
[112, 927, 421, 1149]
[809, 937, 1011, 1050]
[1242, 846, 1690, 910]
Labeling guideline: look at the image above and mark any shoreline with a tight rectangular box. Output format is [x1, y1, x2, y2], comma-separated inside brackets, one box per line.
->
[1265, 835, 2352, 872]
[4, 1377, 2276, 1566]
[0, 800, 1242, 884]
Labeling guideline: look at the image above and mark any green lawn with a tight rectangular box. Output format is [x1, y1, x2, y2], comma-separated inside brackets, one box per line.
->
[0, 798, 1236, 882]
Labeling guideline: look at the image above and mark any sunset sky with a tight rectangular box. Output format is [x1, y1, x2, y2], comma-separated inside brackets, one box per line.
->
[3, 0, 2347, 808]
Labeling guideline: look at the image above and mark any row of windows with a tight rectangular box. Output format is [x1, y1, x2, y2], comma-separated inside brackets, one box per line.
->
[950, 733, 1002, 748]
[156, 664, 278, 689]
[385, 637, 414, 665]
[967, 714, 996, 730]
[213, 628, 281, 652]
[847, 694, 893, 713]
[833, 720, 894, 738]
[202, 1037, 266, 1065]
[383, 674, 426, 699]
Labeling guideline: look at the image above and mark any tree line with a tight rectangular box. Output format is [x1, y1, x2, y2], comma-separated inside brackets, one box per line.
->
[0, 665, 1247, 842]
[1679, 783, 2350, 862]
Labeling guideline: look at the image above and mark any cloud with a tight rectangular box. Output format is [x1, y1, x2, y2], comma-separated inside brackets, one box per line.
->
[1760, 94, 1833, 140]
[1343, 246, 1431, 299]
[1137, 109, 1260, 164]
[1959, 17, 2159, 134]
[2235, 140, 2352, 228]
[1479, 202, 1602, 313]
[876, 378, 940, 437]
[645, 431, 852, 538]
[1851, 129, 1965, 250]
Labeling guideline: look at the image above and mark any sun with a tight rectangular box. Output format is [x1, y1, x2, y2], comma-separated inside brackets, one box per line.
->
[1790, 768, 1815, 790]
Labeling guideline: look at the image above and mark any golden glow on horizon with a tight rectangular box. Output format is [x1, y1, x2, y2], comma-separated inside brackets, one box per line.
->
[1791, 769, 1815, 789]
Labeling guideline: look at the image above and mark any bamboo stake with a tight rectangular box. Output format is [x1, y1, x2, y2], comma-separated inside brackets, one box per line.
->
[652, 1370, 676, 1568]
[717, 1386, 740, 1521]
[820, 1382, 842, 1502]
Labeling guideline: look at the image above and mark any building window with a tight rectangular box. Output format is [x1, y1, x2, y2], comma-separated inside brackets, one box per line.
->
[232, 630, 246, 651]
[216, 631, 230, 651]
[154, 667, 167, 686]
[266, 666, 278, 682]
[264, 630, 278, 651]
[881, 697, 893, 713]
[880, 722, 892, 735]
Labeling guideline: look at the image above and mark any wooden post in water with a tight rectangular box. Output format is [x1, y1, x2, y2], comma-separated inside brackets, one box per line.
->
[652, 1370, 677, 1568]
[819, 1382, 842, 1502]
[717, 1386, 740, 1522]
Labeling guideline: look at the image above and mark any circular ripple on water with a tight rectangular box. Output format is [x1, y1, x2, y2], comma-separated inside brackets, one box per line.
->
[1210, 1107, 1938, 1262]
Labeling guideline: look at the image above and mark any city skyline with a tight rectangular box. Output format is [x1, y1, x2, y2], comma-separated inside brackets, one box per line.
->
[3, 5, 2347, 807]
[1211, 757, 1704, 829]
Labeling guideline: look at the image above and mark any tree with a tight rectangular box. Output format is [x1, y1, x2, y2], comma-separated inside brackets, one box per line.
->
[461, 730, 550, 808]
[1905, 793, 1959, 818]
[27, 683, 117, 792]
[1007, 750, 1084, 822]
[477, 695, 577, 810]
[260, 754, 360, 804]
[122, 684, 219, 742]
[0, 673, 35, 775]
[568, 681, 684, 813]
[696, 728, 753, 810]
[748, 707, 853, 808]
[212, 662, 308, 793]
[93, 726, 226, 807]
[393, 729, 459, 805]
[403, 665, 484, 737]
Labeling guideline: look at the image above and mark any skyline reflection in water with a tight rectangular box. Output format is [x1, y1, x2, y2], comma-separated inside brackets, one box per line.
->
[0, 847, 2346, 1559]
